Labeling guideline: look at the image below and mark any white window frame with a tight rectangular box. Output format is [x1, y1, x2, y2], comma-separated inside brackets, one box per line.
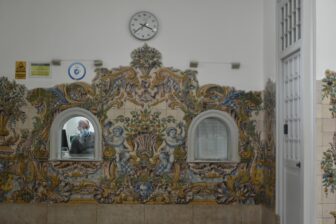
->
[187, 110, 239, 163]
[49, 107, 102, 161]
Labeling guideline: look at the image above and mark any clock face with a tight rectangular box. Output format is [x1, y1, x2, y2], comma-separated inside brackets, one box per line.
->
[129, 11, 158, 40]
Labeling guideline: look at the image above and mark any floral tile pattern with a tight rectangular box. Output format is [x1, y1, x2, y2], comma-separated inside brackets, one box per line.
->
[0, 45, 275, 206]
[321, 70, 336, 193]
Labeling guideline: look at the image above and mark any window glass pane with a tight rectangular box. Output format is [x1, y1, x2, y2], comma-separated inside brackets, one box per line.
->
[195, 117, 228, 160]
[61, 116, 95, 160]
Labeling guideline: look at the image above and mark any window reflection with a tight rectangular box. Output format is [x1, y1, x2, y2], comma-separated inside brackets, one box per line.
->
[61, 116, 95, 159]
[195, 117, 228, 160]
[187, 110, 239, 163]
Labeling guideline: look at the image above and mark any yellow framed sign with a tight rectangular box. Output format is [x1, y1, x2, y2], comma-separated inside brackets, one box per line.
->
[30, 63, 51, 77]
[15, 61, 27, 79]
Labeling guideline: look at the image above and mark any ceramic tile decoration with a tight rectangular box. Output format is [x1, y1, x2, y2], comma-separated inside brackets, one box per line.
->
[319, 70, 336, 223]
[321, 70, 336, 193]
[0, 44, 276, 206]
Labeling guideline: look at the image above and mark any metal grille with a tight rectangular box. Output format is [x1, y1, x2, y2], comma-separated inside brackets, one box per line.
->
[283, 51, 301, 161]
[280, 0, 301, 51]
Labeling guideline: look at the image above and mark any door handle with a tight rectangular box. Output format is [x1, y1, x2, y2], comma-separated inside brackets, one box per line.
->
[284, 124, 288, 135]
[296, 162, 301, 168]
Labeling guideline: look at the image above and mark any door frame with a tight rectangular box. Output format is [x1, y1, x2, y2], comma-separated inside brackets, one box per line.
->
[275, 0, 316, 223]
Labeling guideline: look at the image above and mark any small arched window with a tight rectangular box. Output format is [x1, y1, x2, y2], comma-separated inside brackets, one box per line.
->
[187, 110, 239, 163]
[50, 107, 102, 161]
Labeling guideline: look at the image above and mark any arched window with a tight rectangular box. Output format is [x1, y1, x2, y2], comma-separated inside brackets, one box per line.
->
[187, 110, 239, 163]
[50, 107, 102, 161]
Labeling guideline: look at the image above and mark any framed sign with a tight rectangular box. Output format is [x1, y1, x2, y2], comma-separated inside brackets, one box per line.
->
[30, 63, 51, 78]
[15, 61, 27, 79]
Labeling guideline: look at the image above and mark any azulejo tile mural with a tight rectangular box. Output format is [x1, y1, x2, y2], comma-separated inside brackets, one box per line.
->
[321, 70, 336, 194]
[0, 44, 275, 205]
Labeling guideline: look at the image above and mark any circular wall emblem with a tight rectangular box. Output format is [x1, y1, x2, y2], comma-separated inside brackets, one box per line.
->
[68, 62, 86, 80]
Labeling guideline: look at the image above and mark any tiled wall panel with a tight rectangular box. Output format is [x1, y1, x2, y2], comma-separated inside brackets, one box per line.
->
[316, 79, 336, 224]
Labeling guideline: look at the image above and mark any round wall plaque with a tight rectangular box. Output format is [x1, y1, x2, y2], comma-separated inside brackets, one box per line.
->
[68, 62, 86, 80]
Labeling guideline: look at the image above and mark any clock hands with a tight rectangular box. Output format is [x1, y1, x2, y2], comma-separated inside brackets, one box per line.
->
[133, 15, 151, 33]
[140, 23, 155, 32]
[134, 23, 146, 33]
[134, 21, 154, 34]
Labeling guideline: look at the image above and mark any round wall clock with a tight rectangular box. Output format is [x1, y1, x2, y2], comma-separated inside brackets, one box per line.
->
[129, 11, 159, 40]
[68, 62, 86, 80]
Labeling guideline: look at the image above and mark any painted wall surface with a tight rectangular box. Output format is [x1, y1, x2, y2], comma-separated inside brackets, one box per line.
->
[316, 0, 336, 80]
[0, 45, 275, 207]
[262, 0, 276, 83]
[0, 204, 276, 224]
[0, 0, 264, 90]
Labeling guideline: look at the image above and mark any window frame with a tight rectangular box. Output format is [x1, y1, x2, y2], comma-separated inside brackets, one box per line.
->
[49, 107, 102, 161]
[187, 110, 239, 163]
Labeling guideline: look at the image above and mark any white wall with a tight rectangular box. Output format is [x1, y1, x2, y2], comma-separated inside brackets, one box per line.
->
[316, 0, 336, 80]
[262, 0, 276, 83]
[0, 0, 264, 90]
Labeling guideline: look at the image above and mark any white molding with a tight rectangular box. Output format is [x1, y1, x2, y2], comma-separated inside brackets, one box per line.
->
[187, 110, 239, 163]
[301, 0, 316, 223]
[276, 0, 316, 223]
[276, 1, 301, 223]
[275, 0, 283, 218]
[49, 107, 102, 161]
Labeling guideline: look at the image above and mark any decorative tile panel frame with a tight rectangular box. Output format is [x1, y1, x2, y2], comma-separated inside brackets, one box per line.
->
[0, 45, 275, 207]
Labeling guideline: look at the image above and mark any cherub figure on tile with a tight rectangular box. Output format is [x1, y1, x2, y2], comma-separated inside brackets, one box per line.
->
[155, 122, 185, 174]
[104, 122, 134, 175]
